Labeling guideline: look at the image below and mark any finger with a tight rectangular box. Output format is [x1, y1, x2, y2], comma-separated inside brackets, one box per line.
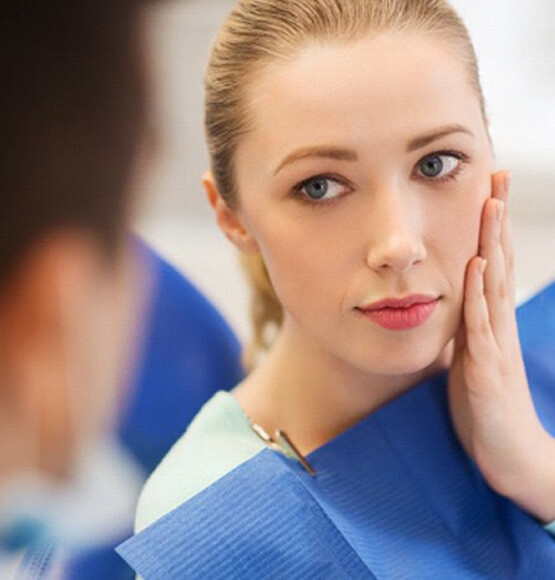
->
[479, 196, 510, 341]
[491, 171, 509, 205]
[451, 320, 467, 358]
[454, 321, 467, 351]
[464, 256, 495, 361]
[491, 171, 516, 308]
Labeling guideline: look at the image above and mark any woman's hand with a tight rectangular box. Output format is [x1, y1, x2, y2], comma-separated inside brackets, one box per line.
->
[448, 171, 555, 524]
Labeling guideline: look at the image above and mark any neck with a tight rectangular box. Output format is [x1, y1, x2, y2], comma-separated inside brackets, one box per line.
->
[235, 316, 451, 456]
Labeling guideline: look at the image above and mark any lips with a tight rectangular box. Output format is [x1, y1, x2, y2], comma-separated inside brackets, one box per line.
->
[357, 294, 439, 331]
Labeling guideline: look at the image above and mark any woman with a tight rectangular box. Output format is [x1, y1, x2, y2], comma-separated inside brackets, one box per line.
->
[120, 1, 555, 577]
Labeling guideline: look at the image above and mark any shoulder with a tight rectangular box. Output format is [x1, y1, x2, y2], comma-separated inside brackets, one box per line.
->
[134, 390, 265, 532]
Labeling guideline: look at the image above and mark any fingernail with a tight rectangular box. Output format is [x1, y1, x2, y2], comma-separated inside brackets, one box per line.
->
[496, 200, 505, 222]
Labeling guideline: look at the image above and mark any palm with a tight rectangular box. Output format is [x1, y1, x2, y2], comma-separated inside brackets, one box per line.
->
[445, 172, 555, 523]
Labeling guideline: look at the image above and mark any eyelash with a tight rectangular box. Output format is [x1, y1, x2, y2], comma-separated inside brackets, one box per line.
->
[291, 149, 470, 207]
[415, 149, 470, 184]
[291, 173, 352, 208]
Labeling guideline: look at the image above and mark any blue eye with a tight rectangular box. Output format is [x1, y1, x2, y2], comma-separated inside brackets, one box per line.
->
[417, 153, 461, 180]
[298, 176, 349, 202]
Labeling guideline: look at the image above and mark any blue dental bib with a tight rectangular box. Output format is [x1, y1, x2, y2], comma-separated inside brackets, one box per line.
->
[118, 282, 555, 579]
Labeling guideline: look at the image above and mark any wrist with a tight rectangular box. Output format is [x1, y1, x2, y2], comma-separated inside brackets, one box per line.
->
[493, 430, 555, 524]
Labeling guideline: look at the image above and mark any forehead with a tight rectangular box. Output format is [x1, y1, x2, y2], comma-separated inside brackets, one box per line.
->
[241, 33, 483, 160]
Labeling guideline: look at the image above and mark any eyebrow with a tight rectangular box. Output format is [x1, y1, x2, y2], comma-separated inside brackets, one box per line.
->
[273, 124, 474, 175]
[274, 147, 358, 175]
[407, 124, 474, 152]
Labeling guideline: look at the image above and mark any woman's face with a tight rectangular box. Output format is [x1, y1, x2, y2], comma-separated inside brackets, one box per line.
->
[232, 33, 494, 376]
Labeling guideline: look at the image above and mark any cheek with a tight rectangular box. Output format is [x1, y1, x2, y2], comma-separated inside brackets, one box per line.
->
[430, 174, 490, 295]
[251, 211, 354, 318]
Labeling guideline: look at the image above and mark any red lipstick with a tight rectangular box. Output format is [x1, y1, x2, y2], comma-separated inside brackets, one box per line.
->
[357, 294, 439, 331]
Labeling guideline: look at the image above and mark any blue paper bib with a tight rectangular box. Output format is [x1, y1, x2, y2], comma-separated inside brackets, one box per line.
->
[119, 282, 555, 579]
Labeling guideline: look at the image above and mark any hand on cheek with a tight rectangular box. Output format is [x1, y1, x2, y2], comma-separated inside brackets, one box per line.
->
[448, 171, 555, 524]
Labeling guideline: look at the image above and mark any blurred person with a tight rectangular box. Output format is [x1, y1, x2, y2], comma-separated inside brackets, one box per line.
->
[0, 1, 155, 577]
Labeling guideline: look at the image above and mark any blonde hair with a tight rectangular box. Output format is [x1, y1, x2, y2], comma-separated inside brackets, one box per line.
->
[205, 0, 486, 368]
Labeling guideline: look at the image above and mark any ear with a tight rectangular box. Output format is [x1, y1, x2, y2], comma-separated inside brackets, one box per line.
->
[202, 170, 260, 254]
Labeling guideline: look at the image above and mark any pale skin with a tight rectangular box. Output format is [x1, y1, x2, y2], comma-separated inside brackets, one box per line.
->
[449, 174, 555, 523]
[205, 32, 555, 522]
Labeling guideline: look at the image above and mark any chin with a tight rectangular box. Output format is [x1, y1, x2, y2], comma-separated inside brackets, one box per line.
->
[349, 336, 449, 378]
[367, 357, 440, 377]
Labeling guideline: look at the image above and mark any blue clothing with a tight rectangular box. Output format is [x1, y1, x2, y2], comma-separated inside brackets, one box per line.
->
[68, 240, 243, 579]
[72, 240, 244, 579]
[118, 281, 555, 579]
[1, 239, 244, 579]
[118, 239, 244, 474]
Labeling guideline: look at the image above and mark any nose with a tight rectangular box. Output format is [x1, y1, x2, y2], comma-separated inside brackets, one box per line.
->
[365, 191, 427, 273]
